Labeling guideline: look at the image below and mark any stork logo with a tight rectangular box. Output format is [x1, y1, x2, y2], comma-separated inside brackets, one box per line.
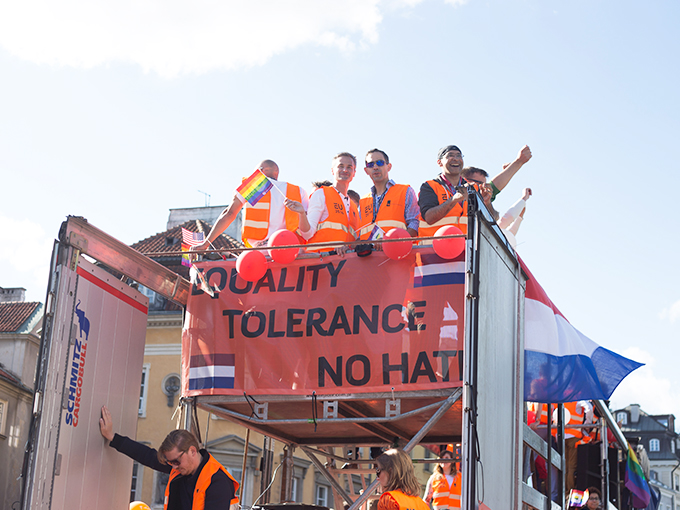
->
[65, 300, 91, 427]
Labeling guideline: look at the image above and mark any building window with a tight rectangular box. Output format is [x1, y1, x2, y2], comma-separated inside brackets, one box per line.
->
[0, 399, 7, 437]
[649, 438, 660, 452]
[616, 412, 627, 425]
[130, 462, 144, 501]
[424, 448, 433, 472]
[671, 440, 676, 454]
[292, 477, 299, 502]
[139, 364, 151, 417]
[650, 470, 658, 481]
[153, 471, 170, 507]
[316, 485, 329, 507]
[675, 474, 679, 491]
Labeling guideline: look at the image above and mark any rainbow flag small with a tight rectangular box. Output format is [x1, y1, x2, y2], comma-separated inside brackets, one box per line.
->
[237, 169, 273, 206]
[625, 444, 651, 508]
[567, 489, 589, 507]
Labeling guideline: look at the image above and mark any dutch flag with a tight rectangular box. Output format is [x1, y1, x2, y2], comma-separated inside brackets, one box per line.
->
[522, 259, 643, 403]
[414, 253, 465, 288]
[189, 353, 235, 390]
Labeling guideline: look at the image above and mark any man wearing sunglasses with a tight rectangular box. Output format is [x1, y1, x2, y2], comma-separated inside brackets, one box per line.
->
[357, 148, 419, 242]
[99, 405, 238, 510]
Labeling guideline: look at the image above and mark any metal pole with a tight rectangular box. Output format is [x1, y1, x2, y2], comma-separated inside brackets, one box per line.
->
[345, 389, 463, 510]
[301, 446, 355, 506]
[280, 444, 295, 502]
[601, 419, 609, 509]
[546, 403, 552, 510]
[240, 428, 250, 506]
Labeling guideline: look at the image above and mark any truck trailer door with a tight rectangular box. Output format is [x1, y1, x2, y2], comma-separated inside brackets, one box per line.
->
[22, 242, 149, 510]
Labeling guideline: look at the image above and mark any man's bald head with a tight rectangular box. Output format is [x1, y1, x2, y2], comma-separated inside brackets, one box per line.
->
[258, 160, 279, 180]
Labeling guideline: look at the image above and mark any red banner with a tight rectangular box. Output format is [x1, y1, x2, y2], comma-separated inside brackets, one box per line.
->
[182, 248, 465, 396]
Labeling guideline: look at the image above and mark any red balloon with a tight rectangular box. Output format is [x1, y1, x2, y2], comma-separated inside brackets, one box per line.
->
[236, 250, 268, 282]
[268, 229, 299, 264]
[382, 228, 412, 260]
[433, 226, 465, 260]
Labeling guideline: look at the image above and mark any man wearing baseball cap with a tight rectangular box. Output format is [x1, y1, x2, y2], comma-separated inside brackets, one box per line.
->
[418, 145, 532, 239]
[418, 145, 470, 239]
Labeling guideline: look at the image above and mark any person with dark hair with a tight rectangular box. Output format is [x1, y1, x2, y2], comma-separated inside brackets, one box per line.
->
[374, 449, 429, 510]
[357, 148, 419, 242]
[347, 189, 361, 210]
[585, 486, 601, 510]
[99, 406, 238, 510]
[423, 449, 461, 510]
[418, 145, 532, 239]
[460, 166, 499, 220]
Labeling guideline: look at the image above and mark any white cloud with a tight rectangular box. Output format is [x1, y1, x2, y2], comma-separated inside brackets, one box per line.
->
[609, 347, 680, 426]
[659, 299, 680, 323]
[0, 0, 405, 78]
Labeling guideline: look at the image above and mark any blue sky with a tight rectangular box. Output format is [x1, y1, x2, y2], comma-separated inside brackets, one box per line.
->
[1, 0, 678, 427]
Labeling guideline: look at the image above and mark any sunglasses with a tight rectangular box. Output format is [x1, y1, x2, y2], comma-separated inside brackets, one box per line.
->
[165, 450, 186, 467]
[375, 468, 382, 476]
[365, 160, 386, 168]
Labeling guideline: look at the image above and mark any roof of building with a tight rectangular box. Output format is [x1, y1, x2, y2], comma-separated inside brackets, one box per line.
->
[0, 364, 33, 393]
[131, 219, 241, 278]
[0, 301, 41, 333]
[616, 405, 679, 462]
[132, 219, 240, 255]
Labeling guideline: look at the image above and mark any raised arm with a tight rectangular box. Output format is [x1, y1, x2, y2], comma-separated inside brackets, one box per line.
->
[192, 194, 244, 251]
[490, 145, 532, 192]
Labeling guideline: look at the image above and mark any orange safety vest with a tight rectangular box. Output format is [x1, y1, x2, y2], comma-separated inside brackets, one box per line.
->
[534, 402, 591, 443]
[306, 186, 359, 251]
[164, 453, 239, 510]
[242, 183, 304, 246]
[382, 490, 430, 510]
[562, 401, 590, 442]
[418, 180, 468, 239]
[357, 184, 409, 240]
[432, 472, 462, 510]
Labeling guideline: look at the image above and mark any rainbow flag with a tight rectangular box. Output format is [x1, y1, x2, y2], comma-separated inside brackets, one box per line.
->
[625, 444, 651, 508]
[567, 489, 589, 507]
[237, 169, 273, 206]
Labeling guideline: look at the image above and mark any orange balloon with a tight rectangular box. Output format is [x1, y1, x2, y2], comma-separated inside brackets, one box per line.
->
[433, 226, 465, 260]
[236, 250, 268, 282]
[130, 502, 151, 510]
[382, 228, 412, 260]
[268, 229, 299, 264]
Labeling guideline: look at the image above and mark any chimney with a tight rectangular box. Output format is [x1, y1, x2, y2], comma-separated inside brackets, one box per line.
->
[630, 404, 640, 423]
[0, 287, 26, 302]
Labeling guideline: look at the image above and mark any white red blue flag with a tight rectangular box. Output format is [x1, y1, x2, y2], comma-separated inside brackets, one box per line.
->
[414, 252, 465, 288]
[188, 353, 235, 390]
[522, 258, 643, 403]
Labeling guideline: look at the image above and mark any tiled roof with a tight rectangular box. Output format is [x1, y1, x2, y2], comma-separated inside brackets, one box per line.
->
[131, 219, 241, 256]
[130, 220, 241, 281]
[0, 365, 20, 385]
[0, 301, 40, 333]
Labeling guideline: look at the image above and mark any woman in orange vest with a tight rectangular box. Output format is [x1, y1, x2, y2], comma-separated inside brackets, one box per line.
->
[375, 449, 430, 510]
[424, 449, 461, 510]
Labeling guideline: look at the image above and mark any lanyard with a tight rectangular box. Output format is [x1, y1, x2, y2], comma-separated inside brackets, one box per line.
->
[372, 188, 389, 223]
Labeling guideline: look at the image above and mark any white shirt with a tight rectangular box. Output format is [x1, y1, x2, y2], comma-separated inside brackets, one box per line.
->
[300, 186, 351, 241]
[237, 180, 308, 246]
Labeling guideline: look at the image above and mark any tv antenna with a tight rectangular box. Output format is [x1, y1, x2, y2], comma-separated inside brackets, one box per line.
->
[198, 190, 211, 207]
